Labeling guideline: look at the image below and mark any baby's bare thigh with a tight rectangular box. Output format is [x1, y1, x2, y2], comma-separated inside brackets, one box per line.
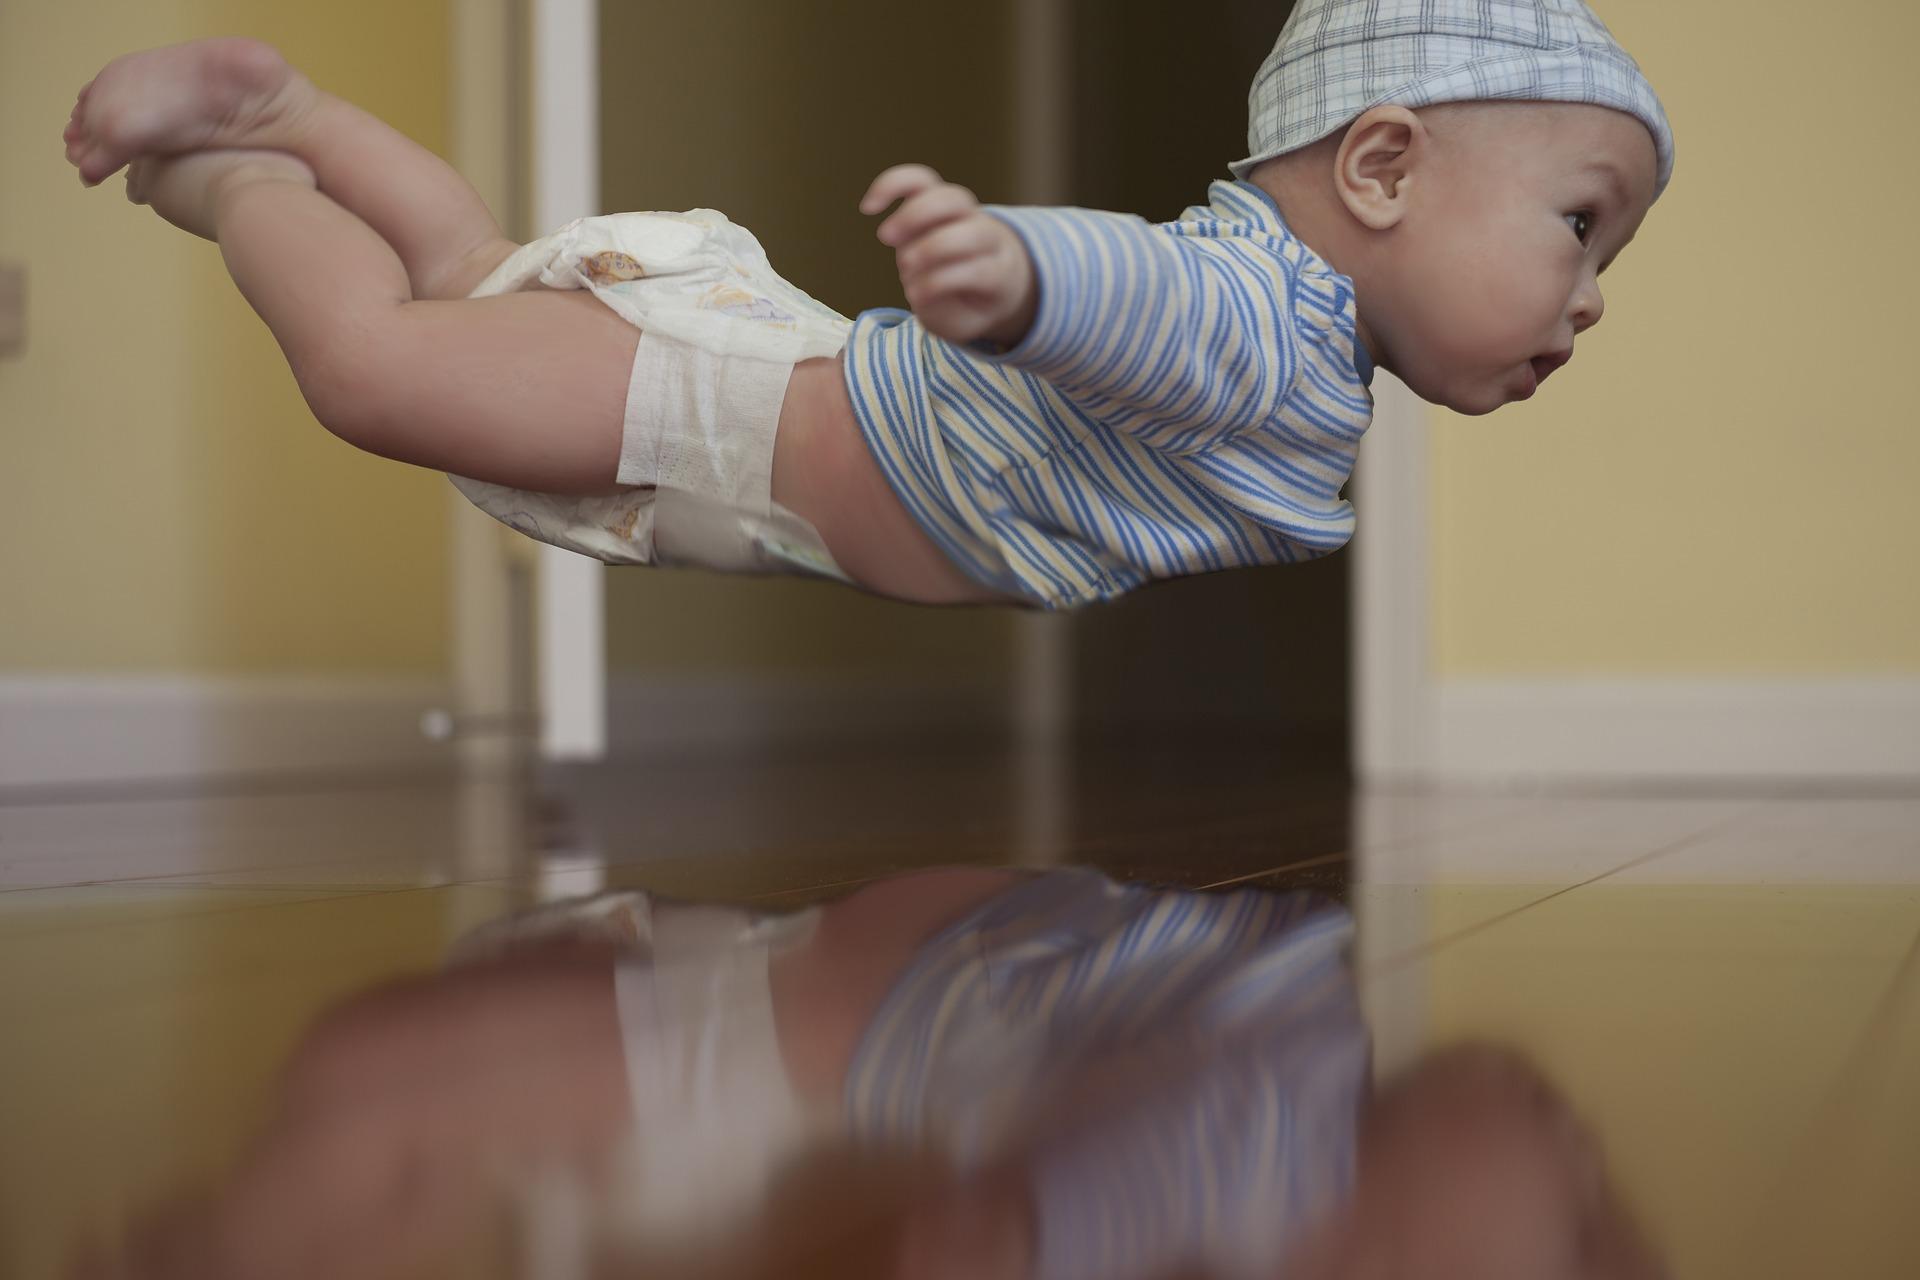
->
[285, 955, 630, 1159]
[354, 288, 639, 495]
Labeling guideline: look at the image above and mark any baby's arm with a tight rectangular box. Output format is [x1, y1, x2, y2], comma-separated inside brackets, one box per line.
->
[892, 1006, 1367, 1280]
[861, 165, 1038, 348]
[1025, 1011, 1367, 1280]
[865, 168, 1282, 455]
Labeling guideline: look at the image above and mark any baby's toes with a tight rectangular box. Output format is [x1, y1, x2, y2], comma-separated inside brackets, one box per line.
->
[72, 142, 103, 183]
[81, 142, 134, 186]
[63, 115, 93, 156]
[63, 101, 91, 158]
[68, 95, 142, 182]
[77, 135, 130, 186]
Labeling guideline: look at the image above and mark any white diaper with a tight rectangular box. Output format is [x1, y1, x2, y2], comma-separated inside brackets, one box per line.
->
[449, 210, 855, 582]
[605, 899, 827, 1241]
[449, 892, 828, 1254]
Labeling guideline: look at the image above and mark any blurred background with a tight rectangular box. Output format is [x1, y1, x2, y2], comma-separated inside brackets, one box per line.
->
[2, 2, 1916, 1278]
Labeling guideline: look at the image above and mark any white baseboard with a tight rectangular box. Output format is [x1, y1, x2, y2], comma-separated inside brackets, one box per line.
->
[15, 671, 1904, 793]
[605, 672, 1010, 758]
[0, 674, 455, 791]
[1395, 678, 1920, 787]
[0, 671, 1012, 791]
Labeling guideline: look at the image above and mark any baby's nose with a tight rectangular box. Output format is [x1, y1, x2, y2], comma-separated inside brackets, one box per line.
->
[1572, 282, 1606, 332]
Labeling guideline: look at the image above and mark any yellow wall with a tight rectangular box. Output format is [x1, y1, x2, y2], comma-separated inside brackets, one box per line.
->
[0, 0, 450, 675]
[1430, 0, 1920, 676]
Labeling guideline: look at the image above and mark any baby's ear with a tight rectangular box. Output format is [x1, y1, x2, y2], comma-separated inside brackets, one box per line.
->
[1334, 105, 1423, 231]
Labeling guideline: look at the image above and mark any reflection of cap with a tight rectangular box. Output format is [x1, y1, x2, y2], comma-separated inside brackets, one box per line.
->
[1231, 0, 1673, 197]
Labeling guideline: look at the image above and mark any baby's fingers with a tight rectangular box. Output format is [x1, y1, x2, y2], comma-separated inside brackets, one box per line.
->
[860, 163, 943, 216]
[897, 216, 998, 279]
[877, 185, 980, 250]
[911, 257, 1002, 305]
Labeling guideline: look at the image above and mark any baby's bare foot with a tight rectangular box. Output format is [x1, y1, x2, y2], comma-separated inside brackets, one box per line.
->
[64, 38, 314, 187]
[127, 150, 317, 242]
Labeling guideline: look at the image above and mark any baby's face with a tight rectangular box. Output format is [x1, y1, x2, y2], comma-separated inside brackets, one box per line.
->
[1376, 103, 1659, 415]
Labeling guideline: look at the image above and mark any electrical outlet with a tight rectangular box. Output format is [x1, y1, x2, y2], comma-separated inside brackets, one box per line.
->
[0, 262, 24, 359]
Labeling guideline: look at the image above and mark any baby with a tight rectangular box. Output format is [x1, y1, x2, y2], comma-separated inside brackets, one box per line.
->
[63, 0, 1672, 610]
[77, 867, 1665, 1280]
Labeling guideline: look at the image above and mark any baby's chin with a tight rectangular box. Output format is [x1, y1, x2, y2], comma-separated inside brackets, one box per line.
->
[1416, 378, 1511, 417]
[1451, 362, 1553, 415]
[1371, 346, 1527, 415]
[1388, 358, 1515, 416]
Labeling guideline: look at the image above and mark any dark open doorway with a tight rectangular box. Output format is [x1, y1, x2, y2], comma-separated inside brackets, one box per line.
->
[1062, 1, 1347, 768]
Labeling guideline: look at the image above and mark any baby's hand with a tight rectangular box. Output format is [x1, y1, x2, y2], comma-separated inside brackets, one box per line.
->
[861, 165, 1037, 350]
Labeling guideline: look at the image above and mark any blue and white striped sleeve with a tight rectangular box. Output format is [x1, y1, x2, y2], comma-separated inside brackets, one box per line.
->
[1028, 1002, 1367, 1280]
[982, 205, 1296, 456]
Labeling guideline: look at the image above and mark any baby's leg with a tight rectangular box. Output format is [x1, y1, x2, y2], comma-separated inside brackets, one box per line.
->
[87, 957, 630, 1280]
[139, 152, 630, 491]
[67, 37, 511, 301]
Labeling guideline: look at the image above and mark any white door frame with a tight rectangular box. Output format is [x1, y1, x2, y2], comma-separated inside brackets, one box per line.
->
[448, 0, 605, 762]
[447, 0, 522, 771]
[1351, 372, 1434, 785]
[525, 0, 606, 759]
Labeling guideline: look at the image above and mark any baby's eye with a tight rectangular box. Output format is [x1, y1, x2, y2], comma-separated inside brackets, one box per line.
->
[1565, 210, 1594, 243]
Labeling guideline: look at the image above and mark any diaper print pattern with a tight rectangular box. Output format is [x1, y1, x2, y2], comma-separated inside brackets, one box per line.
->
[582, 251, 648, 284]
[701, 282, 796, 327]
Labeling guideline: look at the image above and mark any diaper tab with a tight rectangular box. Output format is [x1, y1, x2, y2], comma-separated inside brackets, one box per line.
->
[619, 331, 791, 519]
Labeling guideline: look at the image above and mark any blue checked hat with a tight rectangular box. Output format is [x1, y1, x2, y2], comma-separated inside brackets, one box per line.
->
[1232, 0, 1674, 197]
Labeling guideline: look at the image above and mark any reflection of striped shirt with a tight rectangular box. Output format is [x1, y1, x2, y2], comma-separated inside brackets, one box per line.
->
[842, 180, 1374, 609]
[845, 870, 1367, 1280]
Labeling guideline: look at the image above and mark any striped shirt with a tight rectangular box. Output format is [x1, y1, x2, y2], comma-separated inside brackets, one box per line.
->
[845, 870, 1368, 1280]
[842, 180, 1375, 609]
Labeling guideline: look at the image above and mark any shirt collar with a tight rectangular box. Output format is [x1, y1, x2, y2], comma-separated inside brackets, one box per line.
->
[1210, 180, 1375, 387]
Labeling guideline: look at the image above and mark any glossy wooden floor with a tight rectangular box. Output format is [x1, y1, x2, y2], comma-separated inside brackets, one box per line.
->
[1, 739, 1915, 1278]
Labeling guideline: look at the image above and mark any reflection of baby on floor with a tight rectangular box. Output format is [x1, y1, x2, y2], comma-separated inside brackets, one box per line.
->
[79, 868, 1667, 1280]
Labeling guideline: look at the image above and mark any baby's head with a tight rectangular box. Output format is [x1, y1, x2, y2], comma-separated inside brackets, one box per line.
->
[1290, 1044, 1667, 1280]
[1236, 0, 1673, 415]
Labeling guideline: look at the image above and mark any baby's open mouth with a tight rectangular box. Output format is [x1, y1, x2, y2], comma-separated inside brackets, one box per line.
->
[1530, 351, 1572, 385]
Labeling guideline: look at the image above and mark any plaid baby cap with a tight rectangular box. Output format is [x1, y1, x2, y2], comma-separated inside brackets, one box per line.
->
[1231, 0, 1674, 196]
